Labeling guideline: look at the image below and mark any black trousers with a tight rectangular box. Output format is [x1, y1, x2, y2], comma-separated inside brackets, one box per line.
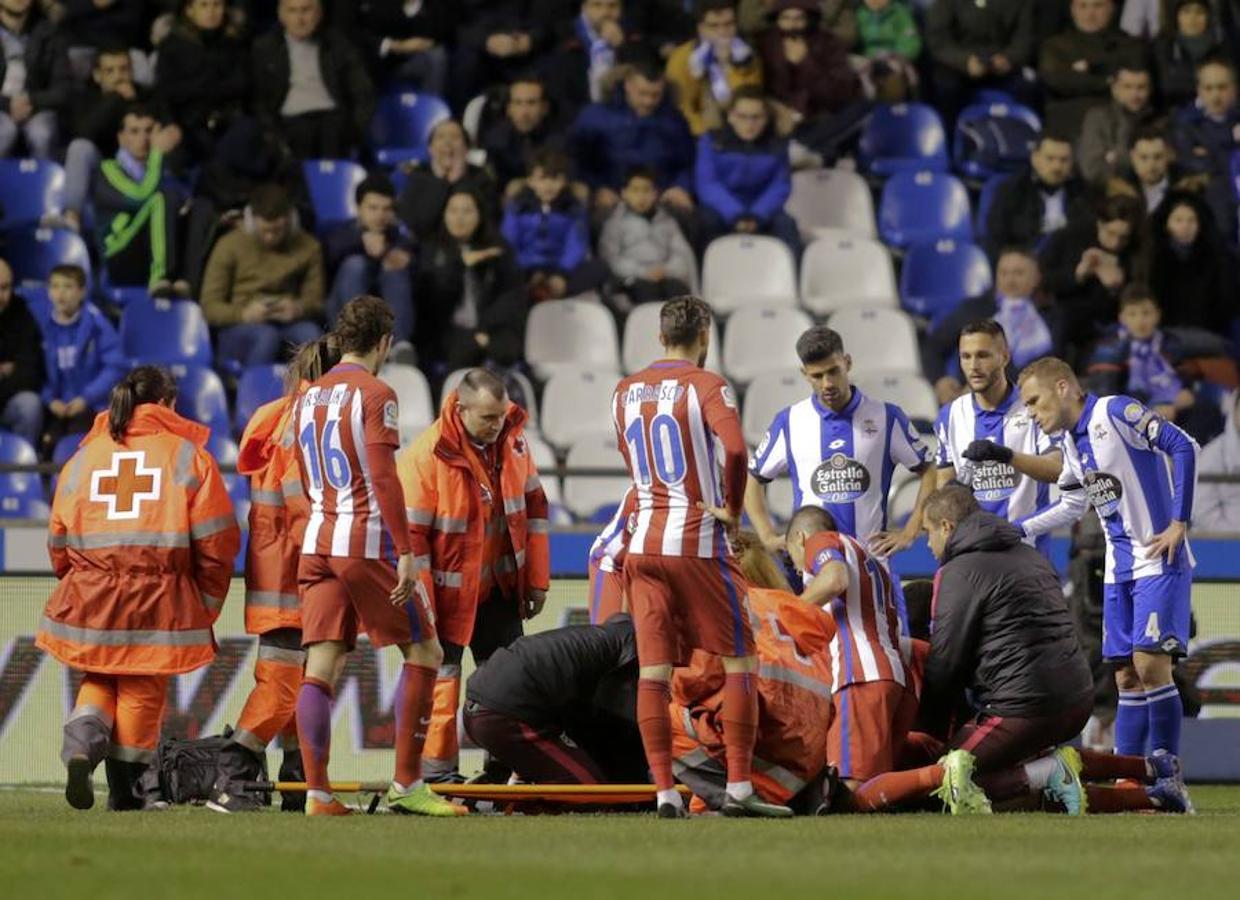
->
[281, 109, 355, 159]
[441, 591, 524, 669]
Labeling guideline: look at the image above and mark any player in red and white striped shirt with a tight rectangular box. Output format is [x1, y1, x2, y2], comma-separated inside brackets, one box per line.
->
[786, 504, 917, 792]
[293, 297, 460, 818]
[612, 296, 791, 819]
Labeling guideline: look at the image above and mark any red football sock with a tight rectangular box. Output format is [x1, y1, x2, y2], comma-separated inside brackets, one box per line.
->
[394, 663, 437, 787]
[1079, 748, 1149, 783]
[721, 672, 758, 785]
[636, 679, 674, 791]
[1085, 784, 1155, 813]
[849, 764, 945, 812]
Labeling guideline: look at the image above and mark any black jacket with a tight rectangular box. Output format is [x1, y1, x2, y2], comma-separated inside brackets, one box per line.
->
[0, 294, 46, 411]
[330, 0, 455, 76]
[0, 15, 71, 115]
[1146, 191, 1240, 335]
[920, 512, 1093, 735]
[154, 21, 251, 152]
[396, 163, 499, 241]
[1039, 219, 1136, 338]
[66, 82, 157, 153]
[251, 26, 376, 138]
[480, 116, 563, 189]
[984, 168, 1094, 260]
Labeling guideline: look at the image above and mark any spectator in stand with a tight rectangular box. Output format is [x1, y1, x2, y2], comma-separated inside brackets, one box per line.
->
[665, 0, 762, 136]
[1038, 0, 1146, 141]
[1038, 193, 1143, 359]
[451, 1, 543, 110]
[0, 0, 69, 159]
[93, 105, 188, 295]
[46, 0, 146, 80]
[200, 183, 325, 368]
[397, 118, 498, 240]
[35, 265, 126, 455]
[570, 62, 695, 217]
[330, 0, 453, 98]
[925, 0, 1036, 128]
[59, 45, 154, 234]
[855, 0, 922, 103]
[480, 76, 561, 196]
[985, 132, 1093, 259]
[1085, 284, 1223, 443]
[738, 0, 857, 47]
[154, 0, 250, 165]
[252, 0, 375, 160]
[0, 258, 44, 448]
[541, 0, 659, 122]
[757, 0, 866, 160]
[1171, 56, 1240, 180]
[599, 165, 696, 306]
[695, 87, 798, 255]
[415, 186, 527, 371]
[1155, 1, 1227, 109]
[1106, 126, 1207, 213]
[1077, 64, 1155, 187]
[324, 174, 416, 359]
[501, 147, 610, 302]
[1145, 190, 1240, 335]
[1193, 391, 1240, 532]
[923, 247, 1058, 404]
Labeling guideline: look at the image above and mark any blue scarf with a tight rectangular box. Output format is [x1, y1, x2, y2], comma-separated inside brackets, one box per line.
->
[576, 14, 615, 103]
[993, 294, 1053, 370]
[1125, 328, 1182, 405]
[688, 37, 752, 106]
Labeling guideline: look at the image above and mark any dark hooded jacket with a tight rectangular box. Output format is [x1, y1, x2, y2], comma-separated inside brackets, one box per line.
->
[919, 511, 1093, 735]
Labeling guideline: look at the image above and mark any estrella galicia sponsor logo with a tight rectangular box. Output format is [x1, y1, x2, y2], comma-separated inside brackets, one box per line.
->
[1084, 471, 1123, 517]
[971, 461, 1019, 502]
[811, 453, 871, 502]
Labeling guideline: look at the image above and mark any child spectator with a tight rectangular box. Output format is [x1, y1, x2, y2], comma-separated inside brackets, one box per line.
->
[666, 0, 763, 136]
[1086, 284, 1222, 442]
[36, 265, 126, 455]
[324, 174, 416, 362]
[695, 87, 798, 254]
[501, 148, 609, 302]
[855, 0, 922, 102]
[599, 166, 697, 306]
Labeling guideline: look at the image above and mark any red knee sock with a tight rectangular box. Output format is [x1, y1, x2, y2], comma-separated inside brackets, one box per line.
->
[394, 663, 437, 787]
[720, 672, 758, 785]
[1085, 784, 1155, 813]
[849, 764, 945, 813]
[636, 679, 674, 791]
[1079, 748, 1150, 783]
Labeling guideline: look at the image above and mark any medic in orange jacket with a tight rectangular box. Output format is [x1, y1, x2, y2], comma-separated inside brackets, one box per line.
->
[38, 367, 240, 810]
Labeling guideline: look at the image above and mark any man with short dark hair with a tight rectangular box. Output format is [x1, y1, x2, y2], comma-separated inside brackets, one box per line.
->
[1077, 64, 1154, 186]
[480, 76, 559, 193]
[925, 0, 1036, 127]
[985, 132, 1094, 258]
[0, 0, 70, 159]
[666, 0, 762, 135]
[1171, 56, 1240, 180]
[1108, 127, 1191, 212]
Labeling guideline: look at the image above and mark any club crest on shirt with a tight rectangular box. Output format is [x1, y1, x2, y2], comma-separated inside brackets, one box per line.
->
[513, 435, 526, 456]
[1084, 471, 1123, 518]
[1124, 402, 1144, 423]
[720, 385, 737, 409]
[1092, 421, 1109, 442]
[811, 453, 871, 502]
[862, 418, 878, 437]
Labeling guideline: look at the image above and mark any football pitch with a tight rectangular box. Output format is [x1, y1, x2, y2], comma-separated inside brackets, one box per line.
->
[2, 787, 1240, 899]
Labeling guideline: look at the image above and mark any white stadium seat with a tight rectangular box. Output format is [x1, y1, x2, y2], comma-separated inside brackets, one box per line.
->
[440, 367, 540, 433]
[524, 431, 563, 507]
[741, 369, 806, 447]
[765, 478, 795, 525]
[622, 302, 721, 375]
[852, 370, 939, 425]
[723, 305, 812, 385]
[540, 367, 621, 449]
[379, 363, 435, 445]
[701, 234, 799, 315]
[886, 471, 921, 529]
[563, 433, 630, 521]
[524, 298, 621, 382]
[784, 168, 877, 240]
[828, 308, 921, 376]
[799, 233, 899, 316]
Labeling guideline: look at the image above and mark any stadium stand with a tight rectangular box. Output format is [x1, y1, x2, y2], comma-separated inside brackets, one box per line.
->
[5, 229, 91, 286]
[378, 363, 435, 445]
[858, 102, 949, 175]
[524, 299, 621, 382]
[829, 308, 922, 376]
[0, 159, 65, 230]
[899, 239, 993, 324]
[539, 367, 621, 450]
[562, 433, 629, 522]
[799, 233, 899, 316]
[173, 365, 232, 438]
[878, 170, 974, 250]
[119, 296, 213, 367]
[370, 91, 452, 166]
[701, 234, 799, 315]
[621, 302, 722, 375]
[741, 369, 805, 447]
[722, 305, 812, 385]
[783, 168, 876, 240]
[233, 365, 288, 438]
[302, 160, 368, 236]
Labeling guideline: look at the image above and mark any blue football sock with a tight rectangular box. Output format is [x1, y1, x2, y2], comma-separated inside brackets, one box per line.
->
[1145, 683, 1183, 756]
[1115, 690, 1149, 756]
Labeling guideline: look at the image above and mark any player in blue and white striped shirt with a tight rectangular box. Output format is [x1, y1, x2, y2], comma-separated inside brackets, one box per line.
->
[1017, 358, 1199, 761]
[934, 320, 1062, 552]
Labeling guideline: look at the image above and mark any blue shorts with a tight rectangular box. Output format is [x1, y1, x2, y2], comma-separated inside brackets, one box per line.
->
[1102, 569, 1191, 661]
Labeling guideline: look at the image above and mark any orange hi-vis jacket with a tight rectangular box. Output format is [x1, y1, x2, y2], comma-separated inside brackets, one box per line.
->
[237, 394, 308, 634]
[671, 587, 836, 803]
[396, 391, 550, 646]
[37, 404, 241, 675]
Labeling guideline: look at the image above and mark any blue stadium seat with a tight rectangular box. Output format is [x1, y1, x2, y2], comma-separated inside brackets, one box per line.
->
[0, 432, 44, 512]
[206, 432, 249, 507]
[878, 171, 973, 250]
[107, 286, 150, 310]
[51, 433, 84, 468]
[234, 364, 286, 435]
[120, 296, 212, 366]
[859, 103, 949, 176]
[974, 173, 1007, 245]
[953, 101, 1041, 180]
[173, 365, 231, 437]
[302, 159, 367, 235]
[4, 228, 91, 286]
[371, 92, 451, 166]
[0, 159, 65, 229]
[900, 240, 993, 324]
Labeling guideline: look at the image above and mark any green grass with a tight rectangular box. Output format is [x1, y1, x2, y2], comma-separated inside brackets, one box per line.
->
[2, 787, 1240, 899]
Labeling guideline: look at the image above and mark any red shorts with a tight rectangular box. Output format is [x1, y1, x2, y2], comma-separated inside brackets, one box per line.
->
[299, 554, 436, 650]
[587, 561, 626, 624]
[828, 680, 918, 782]
[623, 553, 755, 666]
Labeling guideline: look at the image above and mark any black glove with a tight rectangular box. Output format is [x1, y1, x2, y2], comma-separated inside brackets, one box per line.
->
[962, 439, 1014, 464]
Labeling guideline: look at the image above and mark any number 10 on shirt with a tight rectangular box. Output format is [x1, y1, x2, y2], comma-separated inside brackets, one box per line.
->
[625, 414, 687, 486]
